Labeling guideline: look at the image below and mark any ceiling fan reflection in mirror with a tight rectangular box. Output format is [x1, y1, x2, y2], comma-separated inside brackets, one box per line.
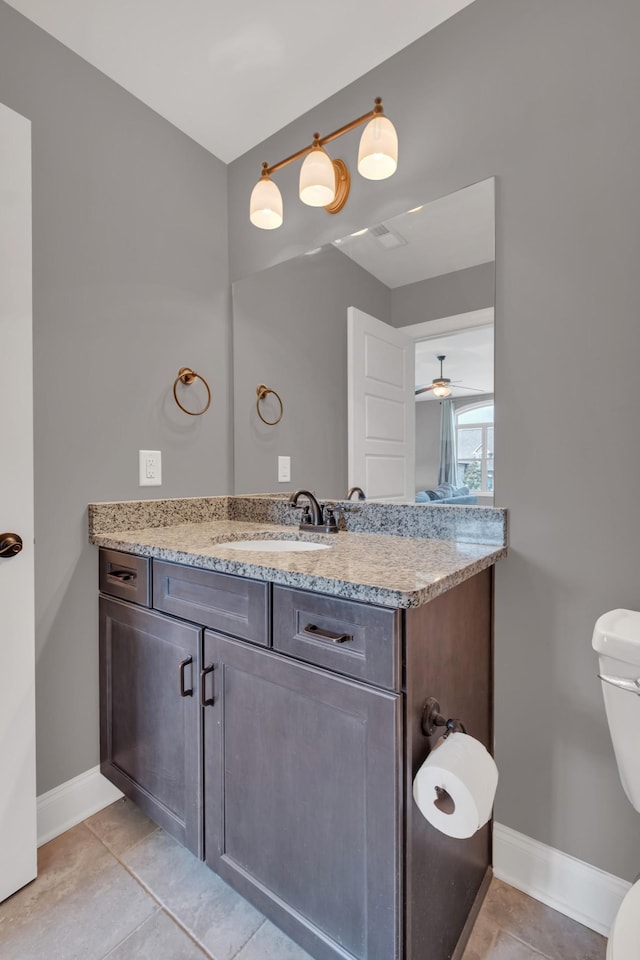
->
[415, 355, 486, 399]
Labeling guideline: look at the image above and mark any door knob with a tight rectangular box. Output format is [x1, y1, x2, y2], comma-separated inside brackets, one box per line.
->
[0, 533, 23, 558]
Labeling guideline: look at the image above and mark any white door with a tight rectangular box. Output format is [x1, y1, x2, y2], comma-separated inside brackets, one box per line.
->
[0, 102, 36, 902]
[348, 307, 415, 501]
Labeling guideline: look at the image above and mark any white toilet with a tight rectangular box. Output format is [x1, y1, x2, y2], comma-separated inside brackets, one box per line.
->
[593, 609, 640, 959]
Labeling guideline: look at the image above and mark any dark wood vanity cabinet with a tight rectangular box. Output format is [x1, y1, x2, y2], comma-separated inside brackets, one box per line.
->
[98, 551, 270, 859]
[203, 629, 401, 960]
[99, 596, 202, 855]
[98, 549, 494, 960]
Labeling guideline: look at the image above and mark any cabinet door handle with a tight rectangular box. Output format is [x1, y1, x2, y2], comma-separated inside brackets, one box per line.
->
[179, 657, 193, 697]
[302, 623, 353, 644]
[200, 664, 215, 707]
[109, 569, 136, 583]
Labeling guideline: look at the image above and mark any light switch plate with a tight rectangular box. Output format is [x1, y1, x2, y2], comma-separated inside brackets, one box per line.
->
[139, 450, 162, 486]
[278, 455, 291, 483]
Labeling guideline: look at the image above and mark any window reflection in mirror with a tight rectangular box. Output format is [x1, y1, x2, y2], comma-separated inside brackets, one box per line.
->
[457, 402, 494, 501]
[232, 177, 495, 505]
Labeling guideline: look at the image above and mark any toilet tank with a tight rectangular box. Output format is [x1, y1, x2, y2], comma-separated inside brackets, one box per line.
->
[593, 609, 640, 812]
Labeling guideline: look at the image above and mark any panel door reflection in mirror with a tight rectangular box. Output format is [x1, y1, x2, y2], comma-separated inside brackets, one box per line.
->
[232, 177, 495, 505]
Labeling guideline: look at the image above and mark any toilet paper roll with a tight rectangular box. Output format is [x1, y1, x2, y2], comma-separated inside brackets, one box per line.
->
[412, 732, 499, 839]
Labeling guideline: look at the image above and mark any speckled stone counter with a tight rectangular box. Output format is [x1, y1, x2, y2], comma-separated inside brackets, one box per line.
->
[89, 496, 507, 609]
[89, 494, 507, 544]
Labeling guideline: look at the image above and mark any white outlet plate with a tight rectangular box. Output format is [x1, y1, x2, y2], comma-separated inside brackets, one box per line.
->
[139, 450, 162, 486]
[278, 456, 291, 483]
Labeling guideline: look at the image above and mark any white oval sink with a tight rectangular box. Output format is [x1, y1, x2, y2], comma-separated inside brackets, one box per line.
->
[222, 539, 332, 553]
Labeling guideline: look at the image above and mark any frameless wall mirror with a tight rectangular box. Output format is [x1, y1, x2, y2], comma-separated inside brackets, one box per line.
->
[232, 177, 495, 505]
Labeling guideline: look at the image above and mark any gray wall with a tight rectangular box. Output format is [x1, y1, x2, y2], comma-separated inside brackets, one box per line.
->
[229, 0, 640, 880]
[233, 245, 390, 497]
[392, 262, 495, 328]
[0, 2, 231, 793]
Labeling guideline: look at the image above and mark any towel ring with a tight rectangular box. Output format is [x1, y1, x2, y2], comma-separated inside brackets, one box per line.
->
[173, 367, 211, 416]
[256, 384, 283, 426]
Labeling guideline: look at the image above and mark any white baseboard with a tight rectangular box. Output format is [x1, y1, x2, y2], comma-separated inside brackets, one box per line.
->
[493, 821, 632, 936]
[37, 765, 123, 847]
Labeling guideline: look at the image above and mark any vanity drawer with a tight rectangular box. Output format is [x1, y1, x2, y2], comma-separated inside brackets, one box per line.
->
[99, 549, 150, 607]
[273, 586, 401, 691]
[152, 560, 269, 645]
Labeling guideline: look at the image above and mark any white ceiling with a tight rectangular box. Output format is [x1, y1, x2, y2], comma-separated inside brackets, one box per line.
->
[333, 178, 495, 286]
[4, 0, 476, 162]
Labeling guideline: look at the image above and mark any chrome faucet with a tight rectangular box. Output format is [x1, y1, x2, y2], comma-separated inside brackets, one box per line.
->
[288, 490, 339, 533]
[346, 486, 366, 501]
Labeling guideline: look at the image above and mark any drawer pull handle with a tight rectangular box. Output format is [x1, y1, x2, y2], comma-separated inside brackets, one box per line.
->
[200, 664, 215, 707]
[179, 657, 193, 697]
[109, 570, 136, 583]
[302, 623, 353, 644]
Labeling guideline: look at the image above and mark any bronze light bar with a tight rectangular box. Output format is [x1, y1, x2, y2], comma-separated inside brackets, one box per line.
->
[265, 99, 385, 176]
[249, 98, 398, 229]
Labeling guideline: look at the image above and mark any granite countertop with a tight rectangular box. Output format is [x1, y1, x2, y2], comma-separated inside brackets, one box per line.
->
[89, 498, 507, 608]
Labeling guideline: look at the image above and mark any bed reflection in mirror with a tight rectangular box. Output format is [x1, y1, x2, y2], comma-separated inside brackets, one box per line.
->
[232, 177, 495, 505]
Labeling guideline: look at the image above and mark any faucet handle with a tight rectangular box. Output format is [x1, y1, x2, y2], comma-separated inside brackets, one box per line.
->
[323, 503, 339, 532]
[299, 505, 312, 525]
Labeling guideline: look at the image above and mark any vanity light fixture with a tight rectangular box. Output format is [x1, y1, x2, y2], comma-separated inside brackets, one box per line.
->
[249, 98, 398, 230]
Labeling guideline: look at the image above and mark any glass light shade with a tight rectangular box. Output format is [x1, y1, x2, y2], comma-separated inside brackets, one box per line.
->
[432, 383, 452, 398]
[357, 115, 398, 180]
[299, 146, 336, 207]
[250, 176, 283, 229]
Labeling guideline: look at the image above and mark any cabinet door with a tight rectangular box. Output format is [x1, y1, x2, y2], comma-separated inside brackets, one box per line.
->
[203, 631, 402, 960]
[100, 597, 202, 856]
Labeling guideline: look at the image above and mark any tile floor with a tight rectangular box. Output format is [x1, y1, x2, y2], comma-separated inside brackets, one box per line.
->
[0, 799, 607, 960]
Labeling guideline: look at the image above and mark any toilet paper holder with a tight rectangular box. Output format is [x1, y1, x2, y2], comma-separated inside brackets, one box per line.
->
[421, 697, 467, 740]
[420, 698, 469, 816]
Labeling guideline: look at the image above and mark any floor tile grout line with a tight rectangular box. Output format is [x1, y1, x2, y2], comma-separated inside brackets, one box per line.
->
[99, 906, 161, 960]
[84, 815, 161, 861]
[109, 856, 219, 959]
[496, 927, 555, 960]
[84, 821, 278, 960]
[81, 814, 215, 958]
[228, 918, 268, 959]
[158, 907, 216, 959]
[57, 822, 172, 960]
[83, 813, 261, 959]
[9, 822, 161, 960]
[111, 826, 162, 862]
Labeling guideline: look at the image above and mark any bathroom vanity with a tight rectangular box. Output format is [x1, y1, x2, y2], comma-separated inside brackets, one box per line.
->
[90, 496, 507, 960]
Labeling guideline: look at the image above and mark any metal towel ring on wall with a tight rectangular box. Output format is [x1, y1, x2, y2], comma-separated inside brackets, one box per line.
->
[173, 367, 211, 416]
[256, 384, 283, 426]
